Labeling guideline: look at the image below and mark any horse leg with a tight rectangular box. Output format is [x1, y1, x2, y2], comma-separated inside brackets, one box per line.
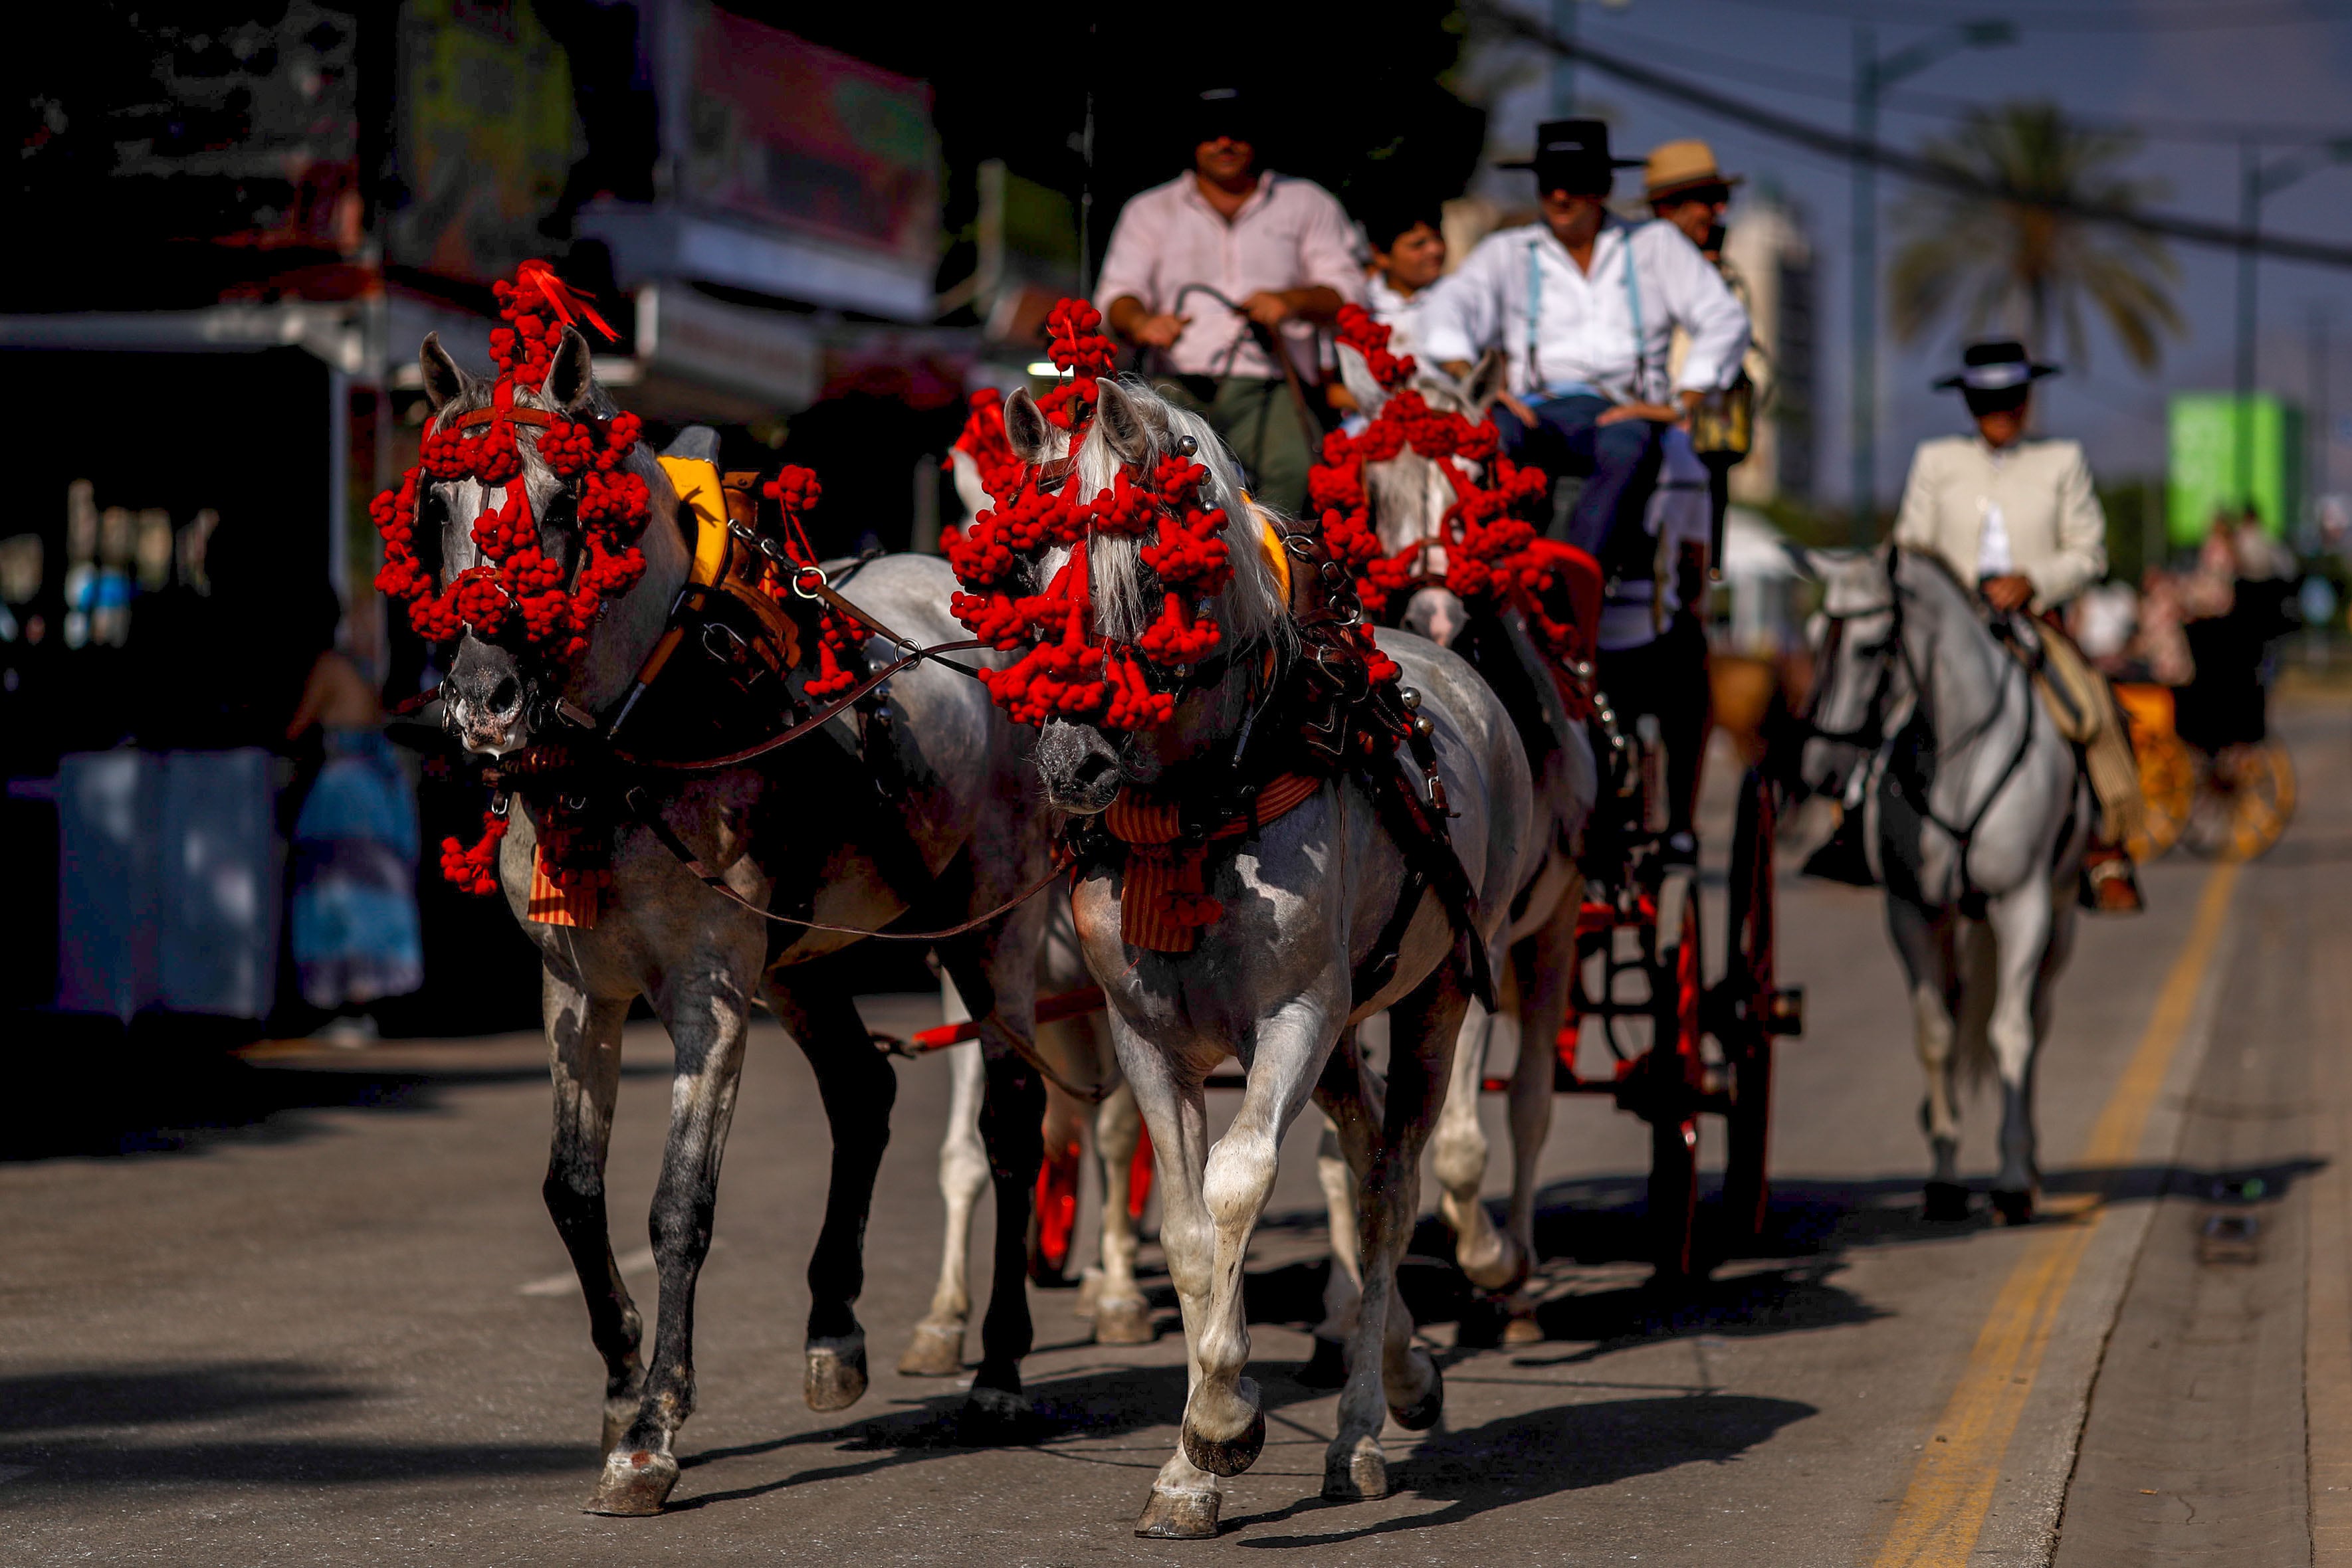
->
[766, 976, 896, 1411]
[1319, 972, 1460, 1502]
[1087, 1078, 1156, 1345]
[936, 930, 1044, 1438]
[1302, 1107, 1361, 1387]
[1431, 993, 1514, 1289]
[1501, 888, 1581, 1339]
[1889, 900, 1966, 1218]
[1177, 1003, 1339, 1485]
[1984, 880, 2056, 1223]
[1124, 1052, 1224, 1538]
[900, 1034, 986, 1376]
[587, 970, 757, 1516]
[538, 976, 641, 1457]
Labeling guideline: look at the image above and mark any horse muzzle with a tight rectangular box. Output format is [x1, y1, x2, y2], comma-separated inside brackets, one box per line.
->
[443, 641, 532, 757]
[1036, 720, 1123, 815]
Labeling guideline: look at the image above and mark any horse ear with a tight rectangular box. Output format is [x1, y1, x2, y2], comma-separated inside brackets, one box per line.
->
[544, 326, 597, 415]
[1336, 343, 1387, 421]
[1004, 388, 1053, 463]
[1093, 379, 1155, 465]
[419, 333, 471, 415]
[1463, 348, 1509, 416]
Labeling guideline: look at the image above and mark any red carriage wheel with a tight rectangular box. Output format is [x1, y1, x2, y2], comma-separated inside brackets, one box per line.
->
[1647, 876, 1705, 1282]
[1721, 766, 1780, 1244]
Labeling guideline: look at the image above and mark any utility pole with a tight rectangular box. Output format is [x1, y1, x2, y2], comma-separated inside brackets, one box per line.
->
[1847, 19, 2014, 547]
[1550, 0, 1578, 112]
[2234, 140, 2352, 517]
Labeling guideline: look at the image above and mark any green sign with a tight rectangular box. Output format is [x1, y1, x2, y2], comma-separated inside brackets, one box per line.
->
[2167, 393, 2304, 545]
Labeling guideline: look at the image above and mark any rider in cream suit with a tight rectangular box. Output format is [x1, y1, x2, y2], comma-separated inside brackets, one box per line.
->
[1891, 340, 2145, 912]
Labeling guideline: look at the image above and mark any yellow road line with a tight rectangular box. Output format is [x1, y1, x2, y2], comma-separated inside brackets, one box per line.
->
[1870, 862, 2242, 1568]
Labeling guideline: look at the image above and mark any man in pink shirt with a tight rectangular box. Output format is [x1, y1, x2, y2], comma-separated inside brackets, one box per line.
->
[1095, 88, 1362, 517]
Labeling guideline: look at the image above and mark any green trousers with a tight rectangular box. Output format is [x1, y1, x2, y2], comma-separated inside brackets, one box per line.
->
[1156, 375, 1319, 520]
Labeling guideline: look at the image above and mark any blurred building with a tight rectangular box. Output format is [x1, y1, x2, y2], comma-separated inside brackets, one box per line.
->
[1722, 189, 1816, 508]
[1, 1, 980, 1030]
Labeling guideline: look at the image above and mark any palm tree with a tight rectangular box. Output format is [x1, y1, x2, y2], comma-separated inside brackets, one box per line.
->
[1890, 102, 2183, 371]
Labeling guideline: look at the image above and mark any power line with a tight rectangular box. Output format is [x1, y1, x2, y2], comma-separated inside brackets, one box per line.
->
[1692, 0, 2352, 33]
[1582, 23, 2352, 146]
[1471, 4, 2352, 269]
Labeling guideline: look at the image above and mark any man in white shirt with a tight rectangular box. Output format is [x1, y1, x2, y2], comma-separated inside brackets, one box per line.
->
[1419, 120, 1749, 859]
[1418, 119, 1749, 583]
[1096, 88, 1363, 517]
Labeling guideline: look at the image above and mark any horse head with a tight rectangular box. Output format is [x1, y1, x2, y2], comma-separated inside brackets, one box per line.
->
[1344, 346, 1508, 650]
[415, 329, 677, 755]
[1798, 544, 1916, 799]
[1012, 377, 1295, 815]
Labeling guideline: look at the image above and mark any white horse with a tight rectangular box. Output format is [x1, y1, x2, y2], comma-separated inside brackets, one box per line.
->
[1333, 345, 1596, 1329]
[1800, 546, 2090, 1221]
[423, 328, 1057, 1515]
[1019, 377, 1580, 1537]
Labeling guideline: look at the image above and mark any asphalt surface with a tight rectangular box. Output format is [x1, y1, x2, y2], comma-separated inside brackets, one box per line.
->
[5, 698, 2346, 1567]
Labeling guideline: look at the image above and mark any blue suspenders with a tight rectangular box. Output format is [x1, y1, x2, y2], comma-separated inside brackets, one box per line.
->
[1523, 221, 1653, 403]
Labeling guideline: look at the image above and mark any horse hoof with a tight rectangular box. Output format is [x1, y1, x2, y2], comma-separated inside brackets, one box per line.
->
[1456, 1232, 1523, 1294]
[584, 1446, 677, 1516]
[896, 1319, 965, 1378]
[1297, 1336, 1348, 1389]
[956, 1384, 1036, 1446]
[1181, 1379, 1265, 1477]
[1499, 1304, 1545, 1346]
[1992, 1188, 2036, 1226]
[1323, 1436, 1390, 1502]
[805, 1332, 868, 1412]
[1134, 1485, 1222, 1539]
[1924, 1181, 1971, 1222]
[1091, 1294, 1156, 1346]
[1388, 1357, 1443, 1432]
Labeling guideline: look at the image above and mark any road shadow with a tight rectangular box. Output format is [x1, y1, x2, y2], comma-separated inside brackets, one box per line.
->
[0, 1359, 581, 1489]
[0, 1013, 655, 1161]
[1223, 1393, 1814, 1546]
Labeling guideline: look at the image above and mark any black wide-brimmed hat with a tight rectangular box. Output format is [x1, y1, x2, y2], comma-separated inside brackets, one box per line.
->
[1499, 119, 1644, 192]
[1189, 86, 1263, 144]
[1933, 340, 2062, 392]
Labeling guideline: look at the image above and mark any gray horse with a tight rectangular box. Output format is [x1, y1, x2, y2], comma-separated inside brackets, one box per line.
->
[1335, 344, 1595, 1320]
[1800, 546, 2089, 1222]
[1016, 376, 1572, 1538]
[419, 327, 1055, 1514]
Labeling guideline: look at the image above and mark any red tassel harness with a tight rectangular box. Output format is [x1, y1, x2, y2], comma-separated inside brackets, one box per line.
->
[372, 262, 653, 895]
[1309, 306, 1589, 660]
[942, 300, 1235, 734]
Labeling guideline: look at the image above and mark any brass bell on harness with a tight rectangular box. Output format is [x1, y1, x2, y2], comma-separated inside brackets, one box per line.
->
[1399, 686, 1422, 711]
[1412, 715, 1434, 738]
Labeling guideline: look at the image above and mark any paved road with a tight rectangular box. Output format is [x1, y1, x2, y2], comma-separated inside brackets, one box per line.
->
[6, 698, 2346, 1566]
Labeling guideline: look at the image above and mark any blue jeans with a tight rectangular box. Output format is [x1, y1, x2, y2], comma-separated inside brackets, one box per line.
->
[1490, 393, 1667, 578]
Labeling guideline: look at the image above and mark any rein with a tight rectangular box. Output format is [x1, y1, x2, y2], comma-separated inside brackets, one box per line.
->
[1806, 553, 2040, 895]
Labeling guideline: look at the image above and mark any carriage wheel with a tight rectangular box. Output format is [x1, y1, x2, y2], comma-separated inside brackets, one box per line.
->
[1648, 880, 1704, 1283]
[2186, 741, 2298, 862]
[2129, 729, 2194, 862]
[1721, 767, 1778, 1246]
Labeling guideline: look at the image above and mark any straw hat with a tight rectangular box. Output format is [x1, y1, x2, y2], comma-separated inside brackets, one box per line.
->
[1643, 140, 1744, 201]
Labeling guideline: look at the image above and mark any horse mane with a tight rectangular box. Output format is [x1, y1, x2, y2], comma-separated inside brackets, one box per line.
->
[1890, 543, 1973, 607]
[427, 369, 672, 555]
[1052, 375, 1295, 656]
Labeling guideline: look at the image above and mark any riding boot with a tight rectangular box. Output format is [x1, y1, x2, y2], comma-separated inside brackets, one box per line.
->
[2079, 838, 2145, 914]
